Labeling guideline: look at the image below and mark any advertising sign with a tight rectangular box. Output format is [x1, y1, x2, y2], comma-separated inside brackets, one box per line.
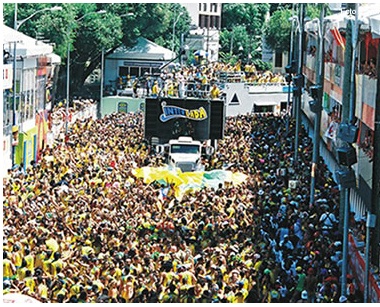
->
[3, 64, 13, 90]
[145, 98, 211, 143]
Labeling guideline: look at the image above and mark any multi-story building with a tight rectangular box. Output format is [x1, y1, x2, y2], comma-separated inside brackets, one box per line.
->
[300, 4, 380, 302]
[2, 25, 61, 173]
[182, 3, 222, 63]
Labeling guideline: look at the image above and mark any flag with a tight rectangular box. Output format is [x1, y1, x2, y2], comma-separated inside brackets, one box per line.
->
[330, 27, 346, 50]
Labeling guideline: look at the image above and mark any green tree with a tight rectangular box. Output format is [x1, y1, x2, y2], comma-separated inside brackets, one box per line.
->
[220, 3, 270, 65]
[263, 8, 293, 53]
[3, 3, 190, 99]
[263, 4, 327, 53]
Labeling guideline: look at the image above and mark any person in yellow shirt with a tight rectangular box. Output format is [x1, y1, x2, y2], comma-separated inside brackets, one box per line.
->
[12, 244, 23, 269]
[167, 81, 175, 97]
[3, 251, 16, 280]
[151, 81, 160, 98]
[16, 259, 28, 281]
[36, 276, 49, 302]
[51, 256, 64, 277]
[210, 84, 221, 99]
[23, 247, 34, 274]
[24, 269, 36, 295]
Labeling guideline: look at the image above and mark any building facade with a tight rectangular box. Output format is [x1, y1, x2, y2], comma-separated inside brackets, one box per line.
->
[301, 4, 380, 301]
[182, 3, 222, 63]
[2, 25, 61, 173]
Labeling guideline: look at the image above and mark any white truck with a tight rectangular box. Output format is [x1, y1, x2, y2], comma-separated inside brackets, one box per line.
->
[156, 136, 214, 172]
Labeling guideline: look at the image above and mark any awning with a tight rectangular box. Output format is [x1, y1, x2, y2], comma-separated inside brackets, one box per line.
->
[254, 101, 280, 106]
[251, 92, 287, 107]
[323, 4, 380, 32]
[369, 13, 380, 38]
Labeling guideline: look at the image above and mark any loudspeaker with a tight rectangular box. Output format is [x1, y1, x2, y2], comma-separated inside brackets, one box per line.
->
[293, 86, 302, 96]
[309, 85, 322, 100]
[338, 123, 359, 143]
[285, 60, 297, 74]
[293, 74, 304, 87]
[309, 100, 322, 113]
[337, 145, 357, 166]
[335, 168, 356, 188]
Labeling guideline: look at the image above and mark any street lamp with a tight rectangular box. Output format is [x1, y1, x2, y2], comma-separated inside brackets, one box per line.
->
[291, 4, 305, 164]
[65, 10, 106, 135]
[172, 12, 184, 53]
[14, 4, 62, 30]
[309, 9, 325, 209]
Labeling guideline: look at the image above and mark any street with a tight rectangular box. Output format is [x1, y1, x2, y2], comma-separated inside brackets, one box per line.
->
[3, 111, 354, 303]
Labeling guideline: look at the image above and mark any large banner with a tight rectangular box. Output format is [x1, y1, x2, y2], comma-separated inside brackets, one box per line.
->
[145, 98, 224, 144]
[3, 64, 13, 90]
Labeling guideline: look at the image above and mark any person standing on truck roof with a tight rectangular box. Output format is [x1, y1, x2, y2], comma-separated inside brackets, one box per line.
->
[151, 81, 160, 98]
[210, 83, 221, 99]
[132, 78, 139, 98]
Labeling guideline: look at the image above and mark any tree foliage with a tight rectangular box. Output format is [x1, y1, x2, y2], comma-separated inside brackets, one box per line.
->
[219, 3, 270, 65]
[3, 3, 191, 98]
[2, 3, 328, 98]
[264, 4, 327, 53]
[263, 8, 293, 53]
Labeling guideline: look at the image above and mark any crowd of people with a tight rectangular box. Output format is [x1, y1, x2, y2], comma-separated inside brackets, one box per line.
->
[114, 61, 287, 99]
[3, 110, 361, 303]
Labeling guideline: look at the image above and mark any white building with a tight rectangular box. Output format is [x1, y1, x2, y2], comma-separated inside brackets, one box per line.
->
[182, 3, 222, 63]
[2, 25, 61, 172]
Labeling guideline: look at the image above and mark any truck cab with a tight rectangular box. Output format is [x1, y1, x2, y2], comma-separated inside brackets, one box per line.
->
[156, 136, 213, 172]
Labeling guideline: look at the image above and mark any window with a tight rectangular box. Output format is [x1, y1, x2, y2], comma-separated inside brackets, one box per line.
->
[203, 3, 207, 11]
[275, 51, 283, 68]
[211, 3, 218, 13]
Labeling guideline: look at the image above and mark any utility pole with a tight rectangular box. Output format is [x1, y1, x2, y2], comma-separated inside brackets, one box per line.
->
[371, 28, 380, 271]
[14, 3, 18, 30]
[338, 2, 355, 299]
[99, 47, 104, 120]
[309, 5, 325, 207]
[11, 41, 17, 166]
[293, 3, 305, 163]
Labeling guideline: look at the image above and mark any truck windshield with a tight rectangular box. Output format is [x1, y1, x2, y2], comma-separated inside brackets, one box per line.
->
[171, 144, 200, 154]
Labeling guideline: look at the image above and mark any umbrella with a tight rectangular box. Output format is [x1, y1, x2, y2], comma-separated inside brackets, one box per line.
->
[45, 238, 59, 252]
[3, 293, 41, 304]
[194, 50, 208, 57]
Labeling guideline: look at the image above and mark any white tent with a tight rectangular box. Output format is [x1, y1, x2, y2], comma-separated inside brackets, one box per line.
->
[3, 25, 60, 62]
[107, 37, 175, 61]
[104, 37, 176, 85]
[368, 13, 380, 38]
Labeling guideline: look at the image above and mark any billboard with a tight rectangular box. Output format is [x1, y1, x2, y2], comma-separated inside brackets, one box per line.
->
[145, 97, 224, 144]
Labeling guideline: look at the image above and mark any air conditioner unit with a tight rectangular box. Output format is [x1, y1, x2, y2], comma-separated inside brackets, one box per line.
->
[337, 145, 357, 166]
[338, 123, 359, 143]
[335, 168, 356, 189]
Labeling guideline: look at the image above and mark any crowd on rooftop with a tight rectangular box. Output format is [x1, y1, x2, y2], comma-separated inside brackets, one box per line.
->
[112, 61, 287, 99]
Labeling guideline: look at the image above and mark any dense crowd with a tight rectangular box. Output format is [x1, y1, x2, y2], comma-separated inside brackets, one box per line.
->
[115, 61, 287, 99]
[3, 111, 359, 303]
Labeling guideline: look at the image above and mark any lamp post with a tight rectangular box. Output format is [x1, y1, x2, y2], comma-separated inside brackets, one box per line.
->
[293, 4, 305, 164]
[286, 15, 299, 124]
[65, 10, 106, 135]
[309, 5, 326, 208]
[172, 12, 184, 53]
[14, 4, 62, 30]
